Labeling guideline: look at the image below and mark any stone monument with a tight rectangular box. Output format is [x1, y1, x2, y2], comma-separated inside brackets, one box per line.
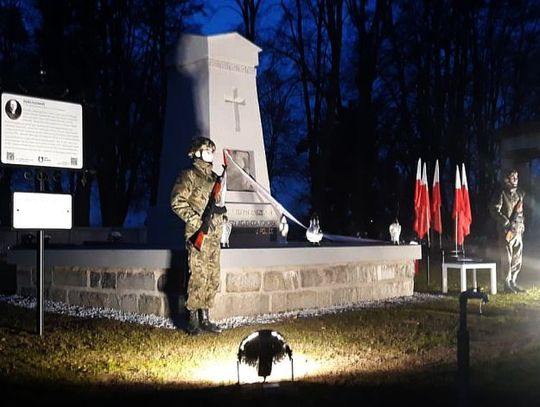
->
[146, 33, 279, 248]
[6, 33, 422, 322]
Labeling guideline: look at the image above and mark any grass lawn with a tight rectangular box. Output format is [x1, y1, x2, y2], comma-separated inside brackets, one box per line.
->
[1, 259, 540, 406]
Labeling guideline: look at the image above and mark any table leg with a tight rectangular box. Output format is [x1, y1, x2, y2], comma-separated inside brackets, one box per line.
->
[460, 266, 467, 292]
[490, 266, 497, 294]
[442, 266, 448, 294]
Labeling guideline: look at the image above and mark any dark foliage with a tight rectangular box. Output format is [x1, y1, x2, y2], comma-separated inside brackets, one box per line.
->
[1, 0, 539, 236]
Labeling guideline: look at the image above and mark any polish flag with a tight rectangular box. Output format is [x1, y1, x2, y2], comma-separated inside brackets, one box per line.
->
[452, 165, 464, 245]
[413, 158, 422, 237]
[431, 160, 442, 235]
[416, 162, 431, 240]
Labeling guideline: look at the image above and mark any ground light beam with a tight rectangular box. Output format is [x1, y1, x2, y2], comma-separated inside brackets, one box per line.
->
[187, 351, 324, 385]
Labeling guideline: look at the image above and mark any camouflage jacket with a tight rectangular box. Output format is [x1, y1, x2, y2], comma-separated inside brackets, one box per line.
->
[170, 159, 224, 238]
[489, 188, 525, 234]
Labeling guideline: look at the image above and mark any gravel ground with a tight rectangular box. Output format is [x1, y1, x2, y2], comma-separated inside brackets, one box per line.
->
[0, 292, 445, 330]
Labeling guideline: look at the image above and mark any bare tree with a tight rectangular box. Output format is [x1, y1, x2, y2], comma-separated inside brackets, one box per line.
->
[275, 0, 330, 214]
[234, 0, 264, 42]
[343, 0, 391, 234]
[0, 1, 29, 227]
[33, 0, 202, 226]
[374, 0, 540, 236]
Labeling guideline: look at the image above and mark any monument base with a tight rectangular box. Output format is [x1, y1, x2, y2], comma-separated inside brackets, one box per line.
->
[211, 242, 419, 319]
[6, 242, 421, 321]
[145, 205, 185, 249]
[228, 226, 278, 247]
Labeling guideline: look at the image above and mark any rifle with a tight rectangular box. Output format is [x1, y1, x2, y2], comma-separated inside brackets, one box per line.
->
[505, 197, 523, 242]
[189, 165, 227, 251]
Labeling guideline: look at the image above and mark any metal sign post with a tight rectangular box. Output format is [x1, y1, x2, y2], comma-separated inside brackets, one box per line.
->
[13, 190, 73, 336]
[37, 229, 44, 336]
[37, 171, 45, 336]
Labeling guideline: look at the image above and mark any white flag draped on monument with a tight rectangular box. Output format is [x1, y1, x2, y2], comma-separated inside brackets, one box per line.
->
[224, 150, 307, 229]
[223, 150, 380, 243]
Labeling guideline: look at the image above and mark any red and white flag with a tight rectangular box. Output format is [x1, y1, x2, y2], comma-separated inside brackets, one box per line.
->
[452, 165, 465, 245]
[461, 163, 472, 237]
[413, 158, 422, 237]
[416, 162, 431, 240]
[431, 160, 442, 235]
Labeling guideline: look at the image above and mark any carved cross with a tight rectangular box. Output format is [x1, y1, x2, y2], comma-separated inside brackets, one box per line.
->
[224, 87, 245, 132]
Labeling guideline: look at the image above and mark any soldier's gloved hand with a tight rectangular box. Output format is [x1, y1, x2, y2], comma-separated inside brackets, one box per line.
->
[214, 205, 227, 215]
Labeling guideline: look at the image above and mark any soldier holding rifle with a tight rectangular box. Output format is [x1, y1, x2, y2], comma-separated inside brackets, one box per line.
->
[489, 169, 526, 294]
[171, 137, 227, 335]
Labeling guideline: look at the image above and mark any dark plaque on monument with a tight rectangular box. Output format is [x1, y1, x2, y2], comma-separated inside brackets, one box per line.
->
[224, 149, 279, 246]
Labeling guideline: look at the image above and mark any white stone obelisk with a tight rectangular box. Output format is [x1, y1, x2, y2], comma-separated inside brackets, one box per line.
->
[146, 33, 278, 247]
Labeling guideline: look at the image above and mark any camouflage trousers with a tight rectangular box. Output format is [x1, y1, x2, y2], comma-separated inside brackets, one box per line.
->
[500, 233, 523, 285]
[185, 235, 221, 311]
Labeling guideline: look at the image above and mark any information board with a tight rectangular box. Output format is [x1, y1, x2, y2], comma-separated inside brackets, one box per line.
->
[12, 192, 72, 230]
[1, 92, 83, 169]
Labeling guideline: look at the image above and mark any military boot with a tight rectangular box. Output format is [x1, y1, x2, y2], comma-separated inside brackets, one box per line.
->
[186, 310, 203, 336]
[511, 281, 526, 293]
[504, 281, 517, 294]
[198, 309, 222, 333]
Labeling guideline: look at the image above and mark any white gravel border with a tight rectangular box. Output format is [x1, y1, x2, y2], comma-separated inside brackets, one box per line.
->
[0, 292, 446, 330]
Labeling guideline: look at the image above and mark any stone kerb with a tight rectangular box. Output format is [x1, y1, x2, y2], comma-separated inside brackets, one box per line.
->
[16, 266, 169, 317]
[210, 260, 415, 320]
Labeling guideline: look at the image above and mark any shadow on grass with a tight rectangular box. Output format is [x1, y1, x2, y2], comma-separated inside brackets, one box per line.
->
[0, 372, 456, 406]
[2, 363, 539, 407]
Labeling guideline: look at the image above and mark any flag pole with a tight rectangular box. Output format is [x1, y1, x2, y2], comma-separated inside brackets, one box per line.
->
[454, 214, 458, 257]
[426, 162, 431, 287]
[426, 213, 431, 287]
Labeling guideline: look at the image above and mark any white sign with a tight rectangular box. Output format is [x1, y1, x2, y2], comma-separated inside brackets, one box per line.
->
[12, 192, 72, 229]
[1, 92, 83, 169]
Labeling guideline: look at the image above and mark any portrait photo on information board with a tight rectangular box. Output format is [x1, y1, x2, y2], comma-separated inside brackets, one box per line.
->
[226, 149, 255, 192]
[5, 99, 22, 120]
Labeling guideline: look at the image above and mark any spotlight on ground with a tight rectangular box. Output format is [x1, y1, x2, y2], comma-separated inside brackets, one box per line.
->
[237, 330, 293, 383]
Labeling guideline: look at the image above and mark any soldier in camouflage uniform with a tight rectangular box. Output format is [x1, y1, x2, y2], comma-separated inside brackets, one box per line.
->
[489, 169, 526, 294]
[170, 137, 226, 335]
